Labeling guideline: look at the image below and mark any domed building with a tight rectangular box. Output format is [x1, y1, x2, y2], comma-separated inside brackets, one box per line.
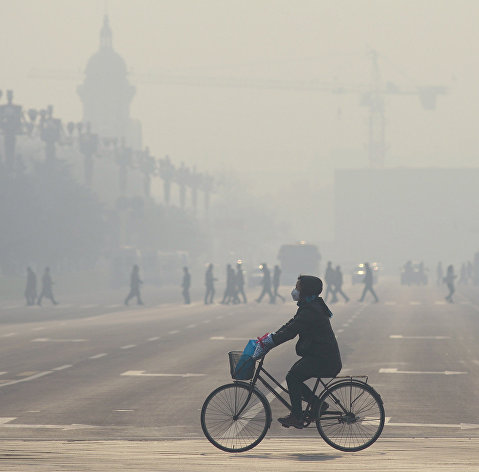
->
[78, 15, 142, 149]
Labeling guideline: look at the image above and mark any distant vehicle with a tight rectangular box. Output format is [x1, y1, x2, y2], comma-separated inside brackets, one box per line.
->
[247, 265, 264, 288]
[277, 242, 321, 285]
[401, 262, 427, 285]
[351, 262, 382, 285]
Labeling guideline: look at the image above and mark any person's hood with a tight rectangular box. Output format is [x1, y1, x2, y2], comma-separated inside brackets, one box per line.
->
[298, 296, 333, 317]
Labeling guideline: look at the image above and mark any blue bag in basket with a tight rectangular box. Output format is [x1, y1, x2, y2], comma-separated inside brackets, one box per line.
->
[234, 339, 257, 380]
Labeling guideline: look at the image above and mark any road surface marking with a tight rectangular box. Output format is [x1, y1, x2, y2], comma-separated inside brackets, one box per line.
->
[210, 336, 250, 341]
[148, 337, 160, 341]
[342, 323, 349, 327]
[379, 367, 467, 375]
[203, 320, 211, 323]
[186, 324, 196, 329]
[121, 370, 205, 378]
[31, 338, 87, 343]
[80, 304, 98, 309]
[384, 301, 396, 305]
[52, 365, 72, 371]
[89, 353, 107, 359]
[385, 418, 479, 430]
[0, 372, 7, 376]
[434, 301, 446, 305]
[389, 335, 450, 340]
[168, 330, 180, 335]
[0, 418, 17, 424]
[336, 329, 344, 333]
[107, 304, 122, 308]
[1, 332, 16, 337]
[27, 410, 41, 413]
[0, 421, 96, 430]
[472, 360, 479, 366]
[0, 371, 52, 388]
[3, 305, 22, 309]
[121, 344, 136, 350]
[409, 301, 422, 305]
[115, 409, 134, 412]
[216, 315, 223, 319]
[31, 327, 45, 331]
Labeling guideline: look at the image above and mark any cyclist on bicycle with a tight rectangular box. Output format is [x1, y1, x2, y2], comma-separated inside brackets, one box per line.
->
[253, 274, 342, 429]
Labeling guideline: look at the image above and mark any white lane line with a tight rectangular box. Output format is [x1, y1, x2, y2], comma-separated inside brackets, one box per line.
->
[472, 360, 479, 366]
[389, 335, 450, 340]
[384, 301, 396, 305]
[168, 330, 180, 335]
[0, 422, 96, 430]
[148, 337, 160, 341]
[203, 320, 211, 324]
[186, 324, 196, 329]
[210, 336, 250, 341]
[31, 327, 45, 331]
[0, 372, 7, 376]
[0, 418, 17, 424]
[342, 323, 349, 328]
[336, 329, 344, 333]
[31, 338, 87, 343]
[386, 419, 479, 430]
[216, 315, 223, 319]
[107, 304, 122, 308]
[0, 333, 16, 338]
[409, 301, 422, 305]
[0, 371, 52, 388]
[434, 301, 446, 305]
[121, 370, 205, 378]
[379, 368, 467, 375]
[89, 353, 107, 359]
[52, 365, 72, 371]
[115, 409, 134, 412]
[121, 344, 136, 350]
[80, 304, 99, 309]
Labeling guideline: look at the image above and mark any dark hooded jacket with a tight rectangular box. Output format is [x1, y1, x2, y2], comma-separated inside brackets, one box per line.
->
[272, 297, 342, 376]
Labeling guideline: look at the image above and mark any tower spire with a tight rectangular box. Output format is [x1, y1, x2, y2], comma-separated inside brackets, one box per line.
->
[100, 15, 112, 49]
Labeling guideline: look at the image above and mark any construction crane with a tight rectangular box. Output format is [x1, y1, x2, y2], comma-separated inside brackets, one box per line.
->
[28, 49, 447, 168]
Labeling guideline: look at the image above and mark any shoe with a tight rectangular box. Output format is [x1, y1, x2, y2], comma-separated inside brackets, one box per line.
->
[277, 414, 303, 429]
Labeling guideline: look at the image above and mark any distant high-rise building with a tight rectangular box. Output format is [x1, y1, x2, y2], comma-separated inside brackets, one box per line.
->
[77, 15, 141, 149]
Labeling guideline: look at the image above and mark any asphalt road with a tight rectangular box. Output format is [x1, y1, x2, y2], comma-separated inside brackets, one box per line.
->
[0, 277, 478, 469]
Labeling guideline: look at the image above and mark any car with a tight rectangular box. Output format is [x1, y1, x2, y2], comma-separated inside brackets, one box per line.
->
[401, 261, 428, 285]
[351, 262, 381, 285]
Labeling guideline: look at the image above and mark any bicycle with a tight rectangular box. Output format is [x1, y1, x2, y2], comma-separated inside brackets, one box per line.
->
[201, 350, 385, 453]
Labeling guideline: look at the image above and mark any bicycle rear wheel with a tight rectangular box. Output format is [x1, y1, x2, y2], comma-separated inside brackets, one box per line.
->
[201, 382, 271, 453]
[316, 380, 385, 452]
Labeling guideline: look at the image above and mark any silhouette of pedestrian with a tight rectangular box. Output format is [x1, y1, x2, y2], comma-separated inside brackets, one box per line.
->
[182, 266, 191, 304]
[272, 265, 285, 303]
[37, 267, 58, 306]
[221, 264, 233, 304]
[124, 264, 143, 305]
[358, 262, 378, 303]
[323, 261, 337, 303]
[333, 266, 349, 302]
[436, 262, 443, 286]
[25, 267, 37, 306]
[204, 264, 216, 304]
[444, 265, 456, 303]
[255, 263, 274, 304]
[236, 262, 247, 303]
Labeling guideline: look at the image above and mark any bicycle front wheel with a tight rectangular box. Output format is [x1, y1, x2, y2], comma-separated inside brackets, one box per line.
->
[201, 382, 271, 453]
[316, 380, 385, 452]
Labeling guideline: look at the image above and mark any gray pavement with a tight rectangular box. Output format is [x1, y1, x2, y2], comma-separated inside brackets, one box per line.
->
[0, 277, 478, 469]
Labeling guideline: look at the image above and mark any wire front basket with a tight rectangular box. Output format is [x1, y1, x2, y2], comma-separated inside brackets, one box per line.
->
[228, 351, 255, 380]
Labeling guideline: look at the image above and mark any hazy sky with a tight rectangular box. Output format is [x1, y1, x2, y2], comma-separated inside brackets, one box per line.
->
[1, 0, 478, 240]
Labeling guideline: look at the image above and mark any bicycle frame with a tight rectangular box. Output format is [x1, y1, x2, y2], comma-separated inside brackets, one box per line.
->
[234, 356, 370, 422]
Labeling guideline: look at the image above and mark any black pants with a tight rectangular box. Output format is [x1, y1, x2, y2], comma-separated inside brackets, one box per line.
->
[256, 285, 273, 303]
[125, 288, 143, 305]
[359, 285, 378, 302]
[183, 288, 190, 304]
[286, 357, 339, 418]
[37, 289, 57, 305]
[204, 286, 215, 304]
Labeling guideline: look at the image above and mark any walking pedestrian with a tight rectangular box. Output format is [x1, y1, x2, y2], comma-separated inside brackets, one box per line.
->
[37, 267, 58, 306]
[358, 262, 378, 303]
[182, 266, 191, 304]
[236, 262, 247, 303]
[204, 264, 216, 304]
[221, 264, 235, 304]
[444, 265, 456, 303]
[255, 263, 274, 304]
[124, 264, 143, 305]
[25, 267, 37, 306]
[323, 261, 337, 303]
[272, 265, 285, 303]
[333, 266, 349, 302]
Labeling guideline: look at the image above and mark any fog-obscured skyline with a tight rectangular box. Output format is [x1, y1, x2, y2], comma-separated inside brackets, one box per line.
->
[1, 0, 478, 243]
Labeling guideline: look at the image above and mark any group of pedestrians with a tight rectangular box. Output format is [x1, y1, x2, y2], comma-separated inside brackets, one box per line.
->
[24, 267, 58, 306]
[323, 261, 350, 303]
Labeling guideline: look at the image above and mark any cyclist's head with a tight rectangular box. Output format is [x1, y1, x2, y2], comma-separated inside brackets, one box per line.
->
[297, 275, 323, 297]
